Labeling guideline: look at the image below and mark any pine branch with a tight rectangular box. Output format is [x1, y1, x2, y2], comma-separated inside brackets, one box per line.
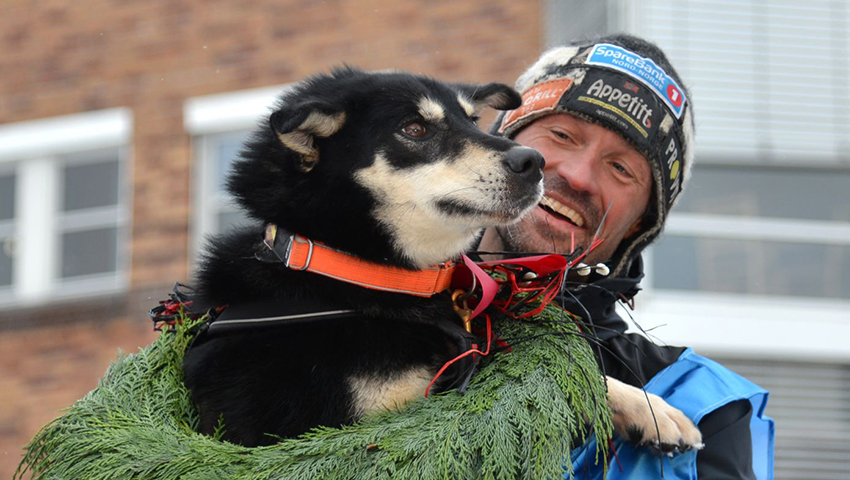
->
[17, 306, 611, 480]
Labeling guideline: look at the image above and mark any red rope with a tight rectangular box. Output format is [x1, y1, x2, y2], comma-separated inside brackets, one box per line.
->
[608, 437, 624, 472]
[425, 314, 493, 397]
[425, 238, 608, 398]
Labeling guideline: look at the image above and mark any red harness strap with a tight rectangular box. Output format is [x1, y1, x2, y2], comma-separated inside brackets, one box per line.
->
[264, 224, 456, 298]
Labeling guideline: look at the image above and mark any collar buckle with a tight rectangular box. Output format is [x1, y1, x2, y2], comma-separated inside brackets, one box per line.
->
[288, 236, 314, 271]
[256, 223, 295, 264]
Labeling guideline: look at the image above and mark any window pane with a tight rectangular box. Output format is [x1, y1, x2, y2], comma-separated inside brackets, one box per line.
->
[0, 236, 12, 287]
[0, 173, 14, 221]
[62, 157, 120, 211]
[214, 131, 250, 191]
[652, 235, 850, 300]
[677, 165, 850, 223]
[60, 227, 118, 278]
[218, 209, 252, 233]
[637, 1, 850, 163]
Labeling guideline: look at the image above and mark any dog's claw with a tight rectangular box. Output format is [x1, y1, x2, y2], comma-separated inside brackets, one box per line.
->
[639, 435, 705, 457]
[607, 376, 704, 455]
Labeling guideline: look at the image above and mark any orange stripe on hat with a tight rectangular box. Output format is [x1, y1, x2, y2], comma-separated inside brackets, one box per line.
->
[499, 78, 573, 133]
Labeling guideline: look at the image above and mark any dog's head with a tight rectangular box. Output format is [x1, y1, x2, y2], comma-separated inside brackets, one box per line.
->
[229, 67, 543, 269]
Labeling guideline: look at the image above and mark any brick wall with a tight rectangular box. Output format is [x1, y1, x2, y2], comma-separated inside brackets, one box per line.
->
[0, 0, 541, 476]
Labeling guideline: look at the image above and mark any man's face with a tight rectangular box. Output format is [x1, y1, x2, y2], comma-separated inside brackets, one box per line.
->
[494, 114, 652, 264]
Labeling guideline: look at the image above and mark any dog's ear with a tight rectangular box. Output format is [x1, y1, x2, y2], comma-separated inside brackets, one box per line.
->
[269, 101, 346, 172]
[456, 83, 523, 111]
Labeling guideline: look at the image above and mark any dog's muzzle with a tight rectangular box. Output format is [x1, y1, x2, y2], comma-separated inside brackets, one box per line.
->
[502, 146, 545, 181]
[500, 146, 545, 212]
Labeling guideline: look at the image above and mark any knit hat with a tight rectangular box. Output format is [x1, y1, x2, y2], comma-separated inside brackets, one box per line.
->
[495, 34, 695, 277]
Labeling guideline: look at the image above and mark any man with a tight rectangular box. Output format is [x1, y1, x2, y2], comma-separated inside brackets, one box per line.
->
[479, 34, 774, 479]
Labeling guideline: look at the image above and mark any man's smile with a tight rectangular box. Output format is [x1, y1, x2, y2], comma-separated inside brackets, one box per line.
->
[538, 194, 586, 228]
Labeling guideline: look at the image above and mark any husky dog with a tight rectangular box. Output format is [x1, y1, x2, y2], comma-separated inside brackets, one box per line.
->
[183, 67, 700, 452]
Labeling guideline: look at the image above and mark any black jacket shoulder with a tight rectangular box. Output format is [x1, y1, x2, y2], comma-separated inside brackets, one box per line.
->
[559, 256, 756, 479]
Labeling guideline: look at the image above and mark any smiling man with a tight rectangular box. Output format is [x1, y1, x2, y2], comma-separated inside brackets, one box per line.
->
[479, 35, 774, 479]
[481, 113, 652, 266]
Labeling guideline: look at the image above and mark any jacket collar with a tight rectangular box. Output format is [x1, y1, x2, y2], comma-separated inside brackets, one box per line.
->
[558, 255, 644, 341]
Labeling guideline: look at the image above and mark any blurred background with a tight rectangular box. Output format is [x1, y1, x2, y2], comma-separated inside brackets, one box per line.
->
[0, 0, 848, 478]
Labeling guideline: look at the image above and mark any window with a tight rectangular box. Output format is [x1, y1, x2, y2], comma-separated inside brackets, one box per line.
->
[184, 84, 286, 258]
[58, 149, 125, 281]
[0, 109, 132, 307]
[0, 168, 15, 290]
[654, 164, 850, 300]
[192, 129, 253, 238]
[716, 356, 850, 479]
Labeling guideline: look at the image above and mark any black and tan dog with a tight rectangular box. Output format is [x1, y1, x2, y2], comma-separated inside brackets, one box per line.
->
[183, 67, 701, 452]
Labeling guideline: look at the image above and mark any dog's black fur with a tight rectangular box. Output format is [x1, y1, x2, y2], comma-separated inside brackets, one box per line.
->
[183, 67, 545, 446]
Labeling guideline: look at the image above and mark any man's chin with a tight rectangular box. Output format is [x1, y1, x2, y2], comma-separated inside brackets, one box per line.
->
[496, 219, 613, 263]
[494, 222, 573, 256]
[505, 208, 584, 253]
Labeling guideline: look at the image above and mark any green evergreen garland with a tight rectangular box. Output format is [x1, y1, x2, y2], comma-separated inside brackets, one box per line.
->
[17, 304, 611, 480]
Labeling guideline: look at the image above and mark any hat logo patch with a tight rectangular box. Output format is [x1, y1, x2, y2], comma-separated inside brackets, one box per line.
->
[667, 84, 683, 108]
[500, 78, 573, 133]
[585, 78, 654, 130]
[665, 136, 681, 201]
[586, 43, 687, 119]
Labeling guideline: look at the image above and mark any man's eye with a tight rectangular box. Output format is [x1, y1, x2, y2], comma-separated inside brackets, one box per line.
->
[402, 122, 427, 138]
[612, 162, 631, 176]
[552, 130, 570, 141]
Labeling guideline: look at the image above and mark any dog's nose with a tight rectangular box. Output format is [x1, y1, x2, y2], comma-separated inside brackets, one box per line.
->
[503, 147, 545, 178]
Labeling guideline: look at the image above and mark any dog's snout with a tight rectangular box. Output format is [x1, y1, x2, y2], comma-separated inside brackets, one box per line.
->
[503, 147, 545, 178]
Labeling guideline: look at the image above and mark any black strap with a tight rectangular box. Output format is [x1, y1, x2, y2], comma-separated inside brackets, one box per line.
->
[206, 297, 358, 335]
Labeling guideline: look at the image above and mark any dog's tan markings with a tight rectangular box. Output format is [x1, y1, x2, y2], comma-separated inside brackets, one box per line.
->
[355, 153, 480, 267]
[356, 149, 502, 267]
[417, 97, 445, 123]
[355, 144, 542, 267]
[303, 110, 347, 137]
[457, 94, 476, 117]
[277, 111, 347, 171]
[277, 131, 313, 156]
[348, 366, 432, 418]
[475, 90, 515, 110]
[606, 376, 704, 451]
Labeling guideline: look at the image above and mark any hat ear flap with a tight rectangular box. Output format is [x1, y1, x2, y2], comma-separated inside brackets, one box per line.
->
[269, 101, 346, 172]
[456, 83, 523, 111]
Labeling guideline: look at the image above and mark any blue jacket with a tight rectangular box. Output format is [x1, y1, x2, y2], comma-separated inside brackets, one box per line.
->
[568, 348, 775, 479]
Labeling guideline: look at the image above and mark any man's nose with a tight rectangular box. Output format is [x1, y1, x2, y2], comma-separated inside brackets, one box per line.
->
[551, 149, 600, 195]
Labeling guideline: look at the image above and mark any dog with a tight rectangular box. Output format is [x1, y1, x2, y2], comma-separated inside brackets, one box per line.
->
[182, 67, 701, 453]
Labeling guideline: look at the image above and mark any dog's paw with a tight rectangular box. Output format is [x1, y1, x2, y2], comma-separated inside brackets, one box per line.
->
[606, 376, 704, 456]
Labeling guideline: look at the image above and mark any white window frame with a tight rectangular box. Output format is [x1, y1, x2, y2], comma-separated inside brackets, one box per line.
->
[0, 108, 133, 307]
[637, 215, 850, 362]
[184, 85, 286, 262]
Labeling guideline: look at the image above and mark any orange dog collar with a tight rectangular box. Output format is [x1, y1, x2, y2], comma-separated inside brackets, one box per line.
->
[260, 224, 456, 297]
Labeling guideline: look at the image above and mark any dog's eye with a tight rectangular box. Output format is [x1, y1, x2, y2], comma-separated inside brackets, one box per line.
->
[402, 122, 427, 138]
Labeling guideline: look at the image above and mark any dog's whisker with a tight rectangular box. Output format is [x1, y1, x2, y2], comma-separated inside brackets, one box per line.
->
[428, 186, 479, 200]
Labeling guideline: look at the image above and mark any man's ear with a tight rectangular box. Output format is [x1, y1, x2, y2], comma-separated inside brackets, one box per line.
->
[456, 83, 523, 112]
[269, 101, 346, 172]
